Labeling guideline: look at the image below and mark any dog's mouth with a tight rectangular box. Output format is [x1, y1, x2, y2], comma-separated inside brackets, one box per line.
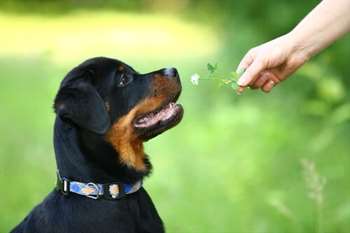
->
[134, 102, 182, 128]
[133, 100, 183, 141]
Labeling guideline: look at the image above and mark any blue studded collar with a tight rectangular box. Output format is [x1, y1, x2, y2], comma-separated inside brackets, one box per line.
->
[56, 172, 142, 200]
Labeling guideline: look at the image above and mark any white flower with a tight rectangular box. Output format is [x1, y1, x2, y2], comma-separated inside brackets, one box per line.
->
[190, 73, 200, 85]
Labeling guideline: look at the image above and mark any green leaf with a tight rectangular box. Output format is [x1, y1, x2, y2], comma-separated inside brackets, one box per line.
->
[207, 63, 218, 74]
[231, 81, 238, 89]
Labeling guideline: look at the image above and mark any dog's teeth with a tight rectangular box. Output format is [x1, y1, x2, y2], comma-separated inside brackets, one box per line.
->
[134, 102, 179, 128]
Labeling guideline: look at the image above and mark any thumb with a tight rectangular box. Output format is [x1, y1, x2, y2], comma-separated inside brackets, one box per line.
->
[237, 59, 265, 87]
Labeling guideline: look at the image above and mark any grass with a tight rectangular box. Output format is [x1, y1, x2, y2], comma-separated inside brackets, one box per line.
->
[1, 10, 350, 233]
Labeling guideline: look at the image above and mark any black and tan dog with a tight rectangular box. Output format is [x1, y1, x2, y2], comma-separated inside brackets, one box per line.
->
[11, 57, 183, 233]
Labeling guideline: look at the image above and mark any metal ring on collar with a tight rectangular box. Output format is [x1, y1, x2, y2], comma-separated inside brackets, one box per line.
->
[85, 182, 101, 199]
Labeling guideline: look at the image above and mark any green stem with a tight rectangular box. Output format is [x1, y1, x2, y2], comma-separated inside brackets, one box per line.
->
[201, 77, 238, 84]
[316, 202, 323, 233]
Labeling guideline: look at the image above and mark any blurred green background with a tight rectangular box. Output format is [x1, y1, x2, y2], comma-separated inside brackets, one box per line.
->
[1, 0, 350, 232]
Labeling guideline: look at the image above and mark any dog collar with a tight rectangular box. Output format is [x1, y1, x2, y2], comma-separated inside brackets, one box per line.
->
[56, 172, 142, 200]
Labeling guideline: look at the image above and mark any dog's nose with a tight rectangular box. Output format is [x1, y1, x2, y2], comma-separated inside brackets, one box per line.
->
[163, 68, 178, 78]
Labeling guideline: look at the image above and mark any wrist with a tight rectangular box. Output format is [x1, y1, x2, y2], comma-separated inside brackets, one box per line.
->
[284, 31, 314, 62]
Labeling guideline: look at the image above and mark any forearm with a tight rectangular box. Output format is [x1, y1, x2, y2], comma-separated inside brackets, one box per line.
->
[289, 0, 350, 59]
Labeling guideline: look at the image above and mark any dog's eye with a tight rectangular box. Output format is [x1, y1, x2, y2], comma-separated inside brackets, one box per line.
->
[117, 73, 133, 87]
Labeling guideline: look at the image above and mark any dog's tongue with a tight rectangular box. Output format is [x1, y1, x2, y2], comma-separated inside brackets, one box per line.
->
[134, 103, 177, 128]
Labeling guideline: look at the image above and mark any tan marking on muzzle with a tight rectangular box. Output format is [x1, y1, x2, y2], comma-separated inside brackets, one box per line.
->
[153, 74, 180, 97]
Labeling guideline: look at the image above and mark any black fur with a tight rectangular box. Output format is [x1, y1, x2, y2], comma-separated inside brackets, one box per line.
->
[11, 57, 183, 233]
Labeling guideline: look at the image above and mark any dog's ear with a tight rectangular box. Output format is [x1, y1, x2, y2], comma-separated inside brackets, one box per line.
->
[54, 81, 111, 134]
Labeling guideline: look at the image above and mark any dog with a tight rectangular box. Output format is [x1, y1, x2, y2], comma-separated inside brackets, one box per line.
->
[11, 57, 184, 233]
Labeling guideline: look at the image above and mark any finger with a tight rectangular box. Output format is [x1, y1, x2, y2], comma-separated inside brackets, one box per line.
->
[250, 73, 269, 89]
[257, 70, 281, 85]
[262, 79, 277, 93]
[236, 86, 245, 95]
[264, 71, 280, 83]
[268, 71, 281, 84]
[277, 65, 295, 82]
[236, 50, 255, 75]
[237, 59, 265, 87]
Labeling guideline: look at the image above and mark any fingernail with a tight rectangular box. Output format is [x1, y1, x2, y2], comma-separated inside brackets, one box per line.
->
[236, 67, 246, 76]
[236, 86, 244, 95]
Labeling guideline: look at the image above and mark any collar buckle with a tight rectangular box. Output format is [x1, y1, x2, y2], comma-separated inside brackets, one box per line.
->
[85, 182, 101, 200]
[56, 172, 69, 195]
[62, 179, 69, 195]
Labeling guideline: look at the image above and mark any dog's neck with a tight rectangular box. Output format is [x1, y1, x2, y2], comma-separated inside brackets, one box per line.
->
[54, 117, 151, 184]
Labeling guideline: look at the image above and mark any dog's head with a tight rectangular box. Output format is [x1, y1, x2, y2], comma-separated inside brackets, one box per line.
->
[54, 57, 183, 171]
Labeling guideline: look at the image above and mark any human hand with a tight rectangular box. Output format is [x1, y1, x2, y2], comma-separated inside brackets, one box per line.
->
[236, 34, 310, 93]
